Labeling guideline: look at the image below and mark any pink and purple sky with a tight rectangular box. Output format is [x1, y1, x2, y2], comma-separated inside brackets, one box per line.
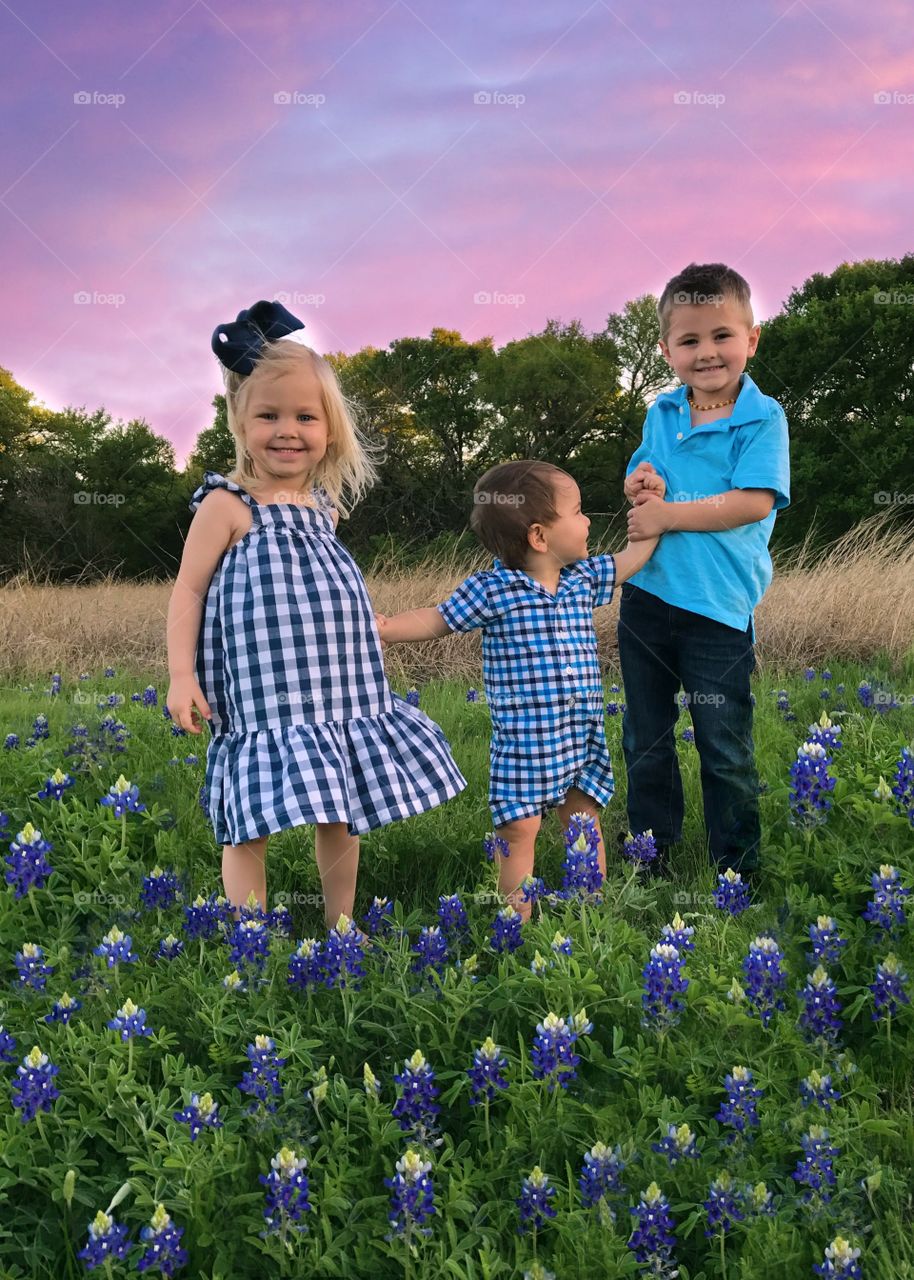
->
[2, 0, 913, 464]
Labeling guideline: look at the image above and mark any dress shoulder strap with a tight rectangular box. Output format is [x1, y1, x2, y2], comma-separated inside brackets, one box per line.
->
[188, 471, 255, 514]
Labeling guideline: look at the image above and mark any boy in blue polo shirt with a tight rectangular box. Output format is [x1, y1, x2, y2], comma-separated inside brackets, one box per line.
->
[376, 460, 661, 919]
[621, 262, 790, 879]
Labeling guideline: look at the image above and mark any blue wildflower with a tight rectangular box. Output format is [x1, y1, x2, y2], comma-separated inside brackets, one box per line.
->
[659, 912, 695, 954]
[800, 1070, 841, 1111]
[869, 953, 910, 1020]
[713, 868, 752, 915]
[641, 943, 688, 1031]
[814, 1235, 863, 1278]
[4, 733, 19, 750]
[182, 893, 224, 941]
[136, 1203, 188, 1276]
[863, 864, 909, 936]
[77, 1211, 131, 1270]
[490, 905, 523, 953]
[652, 1122, 700, 1166]
[98, 774, 146, 817]
[322, 913, 366, 989]
[156, 934, 184, 961]
[681, 726, 695, 742]
[891, 746, 914, 826]
[798, 967, 843, 1044]
[792, 1125, 839, 1204]
[239, 1035, 286, 1113]
[362, 895, 394, 936]
[742, 935, 787, 1027]
[716, 1066, 762, 1136]
[436, 893, 469, 938]
[579, 1142, 626, 1210]
[15, 942, 53, 990]
[11, 1045, 60, 1121]
[4, 822, 54, 898]
[392, 1049, 440, 1143]
[466, 688, 479, 702]
[628, 1182, 677, 1274]
[520, 875, 546, 904]
[623, 829, 658, 868]
[703, 1172, 746, 1236]
[483, 832, 510, 862]
[803, 668, 816, 681]
[94, 926, 139, 968]
[405, 687, 420, 706]
[261, 1147, 311, 1236]
[45, 992, 82, 1025]
[107, 998, 152, 1040]
[467, 1036, 509, 1103]
[226, 918, 270, 972]
[174, 1091, 222, 1141]
[287, 938, 324, 993]
[517, 1166, 558, 1233]
[531, 1011, 581, 1091]
[411, 925, 449, 980]
[0, 1025, 16, 1063]
[807, 916, 848, 967]
[789, 742, 836, 827]
[37, 768, 76, 801]
[140, 866, 180, 910]
[386, 1149, 436, 1237]
[267, 902, 292, 936]
[561, 812, 603, 895]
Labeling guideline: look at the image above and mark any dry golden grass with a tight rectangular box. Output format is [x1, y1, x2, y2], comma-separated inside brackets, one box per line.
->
[1, 515, 911, 682]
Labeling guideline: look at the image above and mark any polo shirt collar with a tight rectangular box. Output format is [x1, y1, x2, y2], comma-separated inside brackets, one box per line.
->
[491, 558, 575, 599]
[658, 372, 768, 428]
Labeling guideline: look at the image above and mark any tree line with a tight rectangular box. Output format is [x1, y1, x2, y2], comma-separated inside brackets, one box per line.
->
[2, 256, 913, 582]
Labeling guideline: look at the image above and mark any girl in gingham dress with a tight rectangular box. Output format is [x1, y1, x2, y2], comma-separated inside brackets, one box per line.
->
[166, 301, 466, 924]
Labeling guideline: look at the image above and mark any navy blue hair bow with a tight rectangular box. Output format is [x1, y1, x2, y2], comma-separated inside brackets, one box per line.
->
[211, 299, 306, 375]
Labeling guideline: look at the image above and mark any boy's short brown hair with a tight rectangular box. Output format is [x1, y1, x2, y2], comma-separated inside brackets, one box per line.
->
[469, 460, 569, 569]
[657, 262, 753, 340]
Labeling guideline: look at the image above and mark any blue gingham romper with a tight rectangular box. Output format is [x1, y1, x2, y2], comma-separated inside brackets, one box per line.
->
[190, 472, 467, 844]
[438, 556, 617, 827]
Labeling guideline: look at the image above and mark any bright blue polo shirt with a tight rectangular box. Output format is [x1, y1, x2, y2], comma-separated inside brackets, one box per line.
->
[625, 372, 790, 635]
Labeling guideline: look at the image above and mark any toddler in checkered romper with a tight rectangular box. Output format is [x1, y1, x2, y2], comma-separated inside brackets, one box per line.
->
[166, 301, 466, 927]
[376, 460, 662, 920]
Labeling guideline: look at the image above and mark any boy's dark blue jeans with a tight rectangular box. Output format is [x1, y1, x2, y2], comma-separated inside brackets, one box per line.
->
[617, 583, 761, 873]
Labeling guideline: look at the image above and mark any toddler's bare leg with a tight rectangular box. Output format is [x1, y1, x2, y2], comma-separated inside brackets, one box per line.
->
[556, 787, 606, 880]
[222, 834, 269, 918]
[497, 814, 541, 924]
[314, 822, 360, 926]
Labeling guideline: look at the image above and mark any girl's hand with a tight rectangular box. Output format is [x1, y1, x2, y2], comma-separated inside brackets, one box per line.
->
[165, 677, 212, 733]
[374, 612, 390, 649]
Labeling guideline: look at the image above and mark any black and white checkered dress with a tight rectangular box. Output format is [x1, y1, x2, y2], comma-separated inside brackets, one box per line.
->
[190, 472, 466, 844]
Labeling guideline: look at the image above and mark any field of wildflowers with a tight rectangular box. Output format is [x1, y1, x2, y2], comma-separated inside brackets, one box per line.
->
[1, 666, 913, 1279]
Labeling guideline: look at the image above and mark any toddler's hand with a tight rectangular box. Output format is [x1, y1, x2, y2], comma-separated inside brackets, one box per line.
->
[627, 498, 668, 541]
[165, 677, 212, 734]
[624, 461, 663, 503]
[374, 612, 390, 648]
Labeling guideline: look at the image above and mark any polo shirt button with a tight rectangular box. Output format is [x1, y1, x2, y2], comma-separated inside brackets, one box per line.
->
[564, 665, 573, 674]
[567, 695, 576, 707]
[676, 432, 683, 439]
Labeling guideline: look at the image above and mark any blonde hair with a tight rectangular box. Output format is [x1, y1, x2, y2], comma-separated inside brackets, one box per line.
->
[221, 338, 378, 517]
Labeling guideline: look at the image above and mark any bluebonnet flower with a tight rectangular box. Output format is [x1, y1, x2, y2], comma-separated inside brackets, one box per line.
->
[490, 905, 523, 953]
[392, 1049, 440, 1143]
[27, 712, 50, 745]
[362, 895, 394, 936]
[197, 784, 210, 819]
[77, 1211, 132, 1270]
[183, 754, 198, 766]
[467, 1036, 509, 1103]
[174, 1091, 223, 1141]
[641, 943, 688, 1031]
[628, 1182, 677, 1275]
[49, 673, 61, 695]
[550, 930, 573, 958]
[517, 1166, 558, 1233]
[807, 916, 848, 967]
[466, 688, 479, 702]
[821, 669, 832, 681]
[798, 967, 843, 1044]
[530, 950, 549, 977]
[483, 832, 510, 862]
[806, 713, 842, 753]
[775, 689, 795, 720]
[814, 1235, 863, 1278]
[363, 1062, 381, 1097]
[15, 942, 53, 990]
[405, 687, 420, 706]
[520, 874, 546, 904]
[98, 774, 146, 817]
[789, 742, 836, 827]
[652, 1122, 700, 1166]
[869, 953, 910, 1020]
[863, 864, 909, 936]
[140, 866, 180, 910]
[623, 829, 658, 868]
[105, 667, 116, 678]
[322, 914, 366, 989]
[287, 938, 324, 993]
[681, 726, 694, 743]
[800, 1070, 841, 1111]
[4, 822, 54, 897]
[226, 918, 270, 972]
[142, 685, 158, 707]
[11, 1045, 60, 1121]
[804, 668, 816, 681]
[659, 912, 694, 954]
[437, 893, 468, 938]
[108, 998, 152, 1040]
[792, 1125, 839, 1204]
[606, 699, 622, 716]
[182, 893, 224, 941]
[561, 813, 603, 895]
[222, 970, 246, 993]
[94, 926, 139, 968]
[713, 868, 752, 915]
[238, 891, 267, 923]
[260, 1147, 311, 1235]
[820, 688, 831, 701]
[411, 925, 449, 980]
[239, 1035, 286, 1112]
[4, 733, 19, 749]
[136, 1203, 188, 1276]
[37, 768, 75, 801]
[717, 1066, 762, 1136]
[45, 992, 82, 1025]
[703, 1172, 746, 1236]
[386, 1149, 436, 1237]
[742, 935, 787, 1027]
[0, 1025, 16, 1063]
[891, 746, 914, 826]
[156, 934, 184, 961]
[531, 1012, 581, 1091]
[579, 1142, 626, 1210]
[746, 1181, 776, 1217]
[268, 902, 292, 936]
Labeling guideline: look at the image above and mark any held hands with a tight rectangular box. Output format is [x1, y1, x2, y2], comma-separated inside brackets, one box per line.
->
[627, 491, 670, 541]
[165, 677, 212, 734]
[624, 461, 665, 504]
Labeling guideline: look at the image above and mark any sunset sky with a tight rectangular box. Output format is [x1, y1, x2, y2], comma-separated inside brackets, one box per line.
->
[2, 0, 912, 464]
